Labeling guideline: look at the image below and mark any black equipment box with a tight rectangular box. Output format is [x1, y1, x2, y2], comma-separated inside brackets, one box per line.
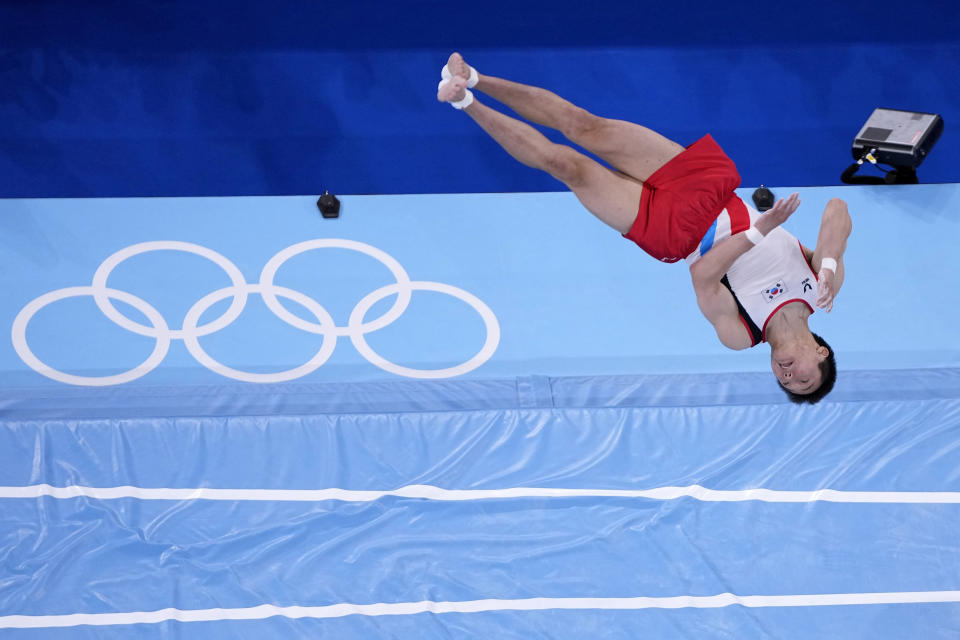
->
[852, 108, 943, 168]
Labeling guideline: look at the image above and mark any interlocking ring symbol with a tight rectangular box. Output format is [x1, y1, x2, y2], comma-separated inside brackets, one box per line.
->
[11, 240, 500, 386]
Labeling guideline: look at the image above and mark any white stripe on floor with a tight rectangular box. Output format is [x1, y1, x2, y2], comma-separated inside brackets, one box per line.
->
[2, 483, 960, 503]
[3, 591, 960, 629]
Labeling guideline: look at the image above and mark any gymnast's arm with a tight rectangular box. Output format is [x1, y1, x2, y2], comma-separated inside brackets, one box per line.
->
[806, 198, 852, 312]
[689, 232, 758, 350]
[689, 192, 802, 286]
[689, 270, 753, 350]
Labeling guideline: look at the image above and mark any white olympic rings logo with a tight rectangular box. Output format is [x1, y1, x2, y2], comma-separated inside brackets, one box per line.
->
[11, 240, 501, 386]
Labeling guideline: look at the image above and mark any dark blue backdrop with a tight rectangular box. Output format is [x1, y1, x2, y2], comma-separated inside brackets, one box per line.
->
[1, 0, 958, 197]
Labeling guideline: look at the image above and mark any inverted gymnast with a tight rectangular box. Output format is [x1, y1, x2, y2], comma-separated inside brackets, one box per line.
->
[437, 53, 853, 403]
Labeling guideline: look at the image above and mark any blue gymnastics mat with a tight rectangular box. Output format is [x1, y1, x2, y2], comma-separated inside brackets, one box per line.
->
[1, 185, 959, 637]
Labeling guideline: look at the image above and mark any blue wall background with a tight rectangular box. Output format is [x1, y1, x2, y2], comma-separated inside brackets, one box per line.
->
[1, 0, 958, 198]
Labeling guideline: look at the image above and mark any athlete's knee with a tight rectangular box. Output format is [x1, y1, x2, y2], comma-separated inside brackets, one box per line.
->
[543, 145, 589, 185]
[561, 108, 606, 144]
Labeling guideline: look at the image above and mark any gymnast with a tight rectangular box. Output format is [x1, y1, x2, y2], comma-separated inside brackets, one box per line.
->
[437, 53, 852, 403]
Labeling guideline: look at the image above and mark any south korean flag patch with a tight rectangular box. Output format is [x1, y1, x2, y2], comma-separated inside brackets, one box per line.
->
[762, 279, 788, 303]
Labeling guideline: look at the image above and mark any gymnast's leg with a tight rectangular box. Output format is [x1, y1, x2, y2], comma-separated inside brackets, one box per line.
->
[443, 52, 684, 183]
[438, 75, 643, 234]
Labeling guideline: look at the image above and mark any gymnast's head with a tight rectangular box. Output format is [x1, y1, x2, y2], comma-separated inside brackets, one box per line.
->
[771, 332, 836, 404]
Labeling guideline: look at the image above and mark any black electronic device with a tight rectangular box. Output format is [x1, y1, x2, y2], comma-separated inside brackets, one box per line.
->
[843, 108, 943, 184]
[851, 108, 943, 168]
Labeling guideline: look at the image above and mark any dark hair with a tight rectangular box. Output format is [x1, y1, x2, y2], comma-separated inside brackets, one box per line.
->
[780, 333, 836, 404]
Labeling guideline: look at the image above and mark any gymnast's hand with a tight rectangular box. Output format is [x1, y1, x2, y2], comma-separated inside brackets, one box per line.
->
[754, 192, 801, 236]
[816, 266, 836, 312]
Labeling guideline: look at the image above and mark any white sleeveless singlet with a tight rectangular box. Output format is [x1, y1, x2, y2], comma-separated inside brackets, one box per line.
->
[687, 200, 819, 346]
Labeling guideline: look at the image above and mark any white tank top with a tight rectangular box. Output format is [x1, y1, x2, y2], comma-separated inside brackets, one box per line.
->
[686, 199, 819, 346]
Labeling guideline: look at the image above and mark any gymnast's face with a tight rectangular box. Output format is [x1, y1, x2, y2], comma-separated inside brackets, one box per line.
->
[771, 343, 828, 395]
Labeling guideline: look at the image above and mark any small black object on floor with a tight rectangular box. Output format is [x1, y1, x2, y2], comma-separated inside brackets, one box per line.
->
[317, 191, 341, 218]
[752, 185, 774, 211]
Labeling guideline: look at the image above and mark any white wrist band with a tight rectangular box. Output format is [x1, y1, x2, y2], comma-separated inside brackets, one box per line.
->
[449, 88, 474, 109]
[820, 257, 837, 273]
[437, 80, 475, 109]
[441, 63, 479, 88]
[744, 227, 764, 245]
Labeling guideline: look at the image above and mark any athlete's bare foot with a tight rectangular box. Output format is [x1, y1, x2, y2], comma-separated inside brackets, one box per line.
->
[446, 52, 472, 80]
[437, 75, 468, 103]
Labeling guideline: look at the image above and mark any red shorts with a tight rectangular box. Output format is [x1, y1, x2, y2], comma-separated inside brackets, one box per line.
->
[623, 134, 741, 263]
